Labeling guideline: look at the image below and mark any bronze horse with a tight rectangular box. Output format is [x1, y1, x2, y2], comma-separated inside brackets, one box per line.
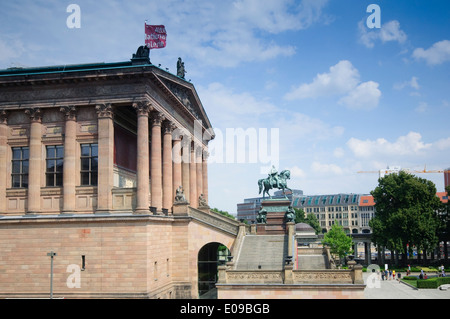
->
[258, 170, 291, 199]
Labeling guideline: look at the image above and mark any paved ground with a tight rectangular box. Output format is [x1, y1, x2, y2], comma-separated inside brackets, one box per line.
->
[363, 272, 450, 299]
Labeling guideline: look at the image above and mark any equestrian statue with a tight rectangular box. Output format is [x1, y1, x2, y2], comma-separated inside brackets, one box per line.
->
[258, 166, 292, 199]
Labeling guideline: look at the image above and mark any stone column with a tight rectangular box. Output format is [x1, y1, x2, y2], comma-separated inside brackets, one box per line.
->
[60, 106, 77, 213]
[162, 120, 174, 211]
[202, 150, 209, 205]
[181, 136, 190, 204]
[150, 111, 163, 212]
[95, 104, 114, 213]
[172, 133, 182, 205]
[195, 144, 203, 206]
[0, 110, 8, 213]
[25, 108, 42, 214]
[189, 142, 197, 207]
[133, 102, 151, 214]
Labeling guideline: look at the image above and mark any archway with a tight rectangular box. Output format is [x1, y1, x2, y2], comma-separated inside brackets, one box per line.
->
[198, 242, 230, 298]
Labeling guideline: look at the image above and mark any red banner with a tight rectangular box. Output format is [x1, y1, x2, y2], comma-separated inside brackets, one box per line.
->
[145, 24, 167, 49]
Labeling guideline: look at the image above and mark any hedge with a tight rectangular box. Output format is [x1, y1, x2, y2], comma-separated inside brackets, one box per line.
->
[416, 277, 450, 289]
[402, 276, 418, 281]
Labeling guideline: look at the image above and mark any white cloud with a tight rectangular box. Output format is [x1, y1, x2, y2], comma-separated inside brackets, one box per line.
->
[275, 112, 344, 142]
[143, 0, 330, 68]
[394, 76, 420, 90]
[311, 161, 344, 175]
[232, 0, 329, 33]
[285, 60, 360, 99]
[197, 82, 279, 128]
[413, 40, 450, 65]
[358, 20, 407, 48]
[284, 60, 381, 110]
[347, 132, 432, 159]
[338, 81, 381, 110]
[288, 165, 307, 178]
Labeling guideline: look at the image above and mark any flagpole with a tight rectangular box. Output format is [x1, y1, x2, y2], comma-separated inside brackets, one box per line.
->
[144, 20, 149, 61]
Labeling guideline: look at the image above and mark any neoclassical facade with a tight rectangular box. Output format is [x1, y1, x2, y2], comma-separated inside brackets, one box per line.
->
[0, 55, 213, 216]
[0, 52, 242, 299]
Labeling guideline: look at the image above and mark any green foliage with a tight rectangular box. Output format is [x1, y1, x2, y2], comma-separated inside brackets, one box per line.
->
[403, 276, 417, 281]
[211, 208, 236, 221]
[293, 208, 321, 234]
[416, 277, 450, 289]
[370, 171, 441, 255]
[322, 224, 353, 260]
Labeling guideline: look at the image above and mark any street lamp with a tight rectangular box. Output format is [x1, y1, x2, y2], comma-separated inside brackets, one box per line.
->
[47, 251, 57, 299]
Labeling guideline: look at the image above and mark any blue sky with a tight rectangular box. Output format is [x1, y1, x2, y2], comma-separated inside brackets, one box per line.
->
[1, 0, 449, 214]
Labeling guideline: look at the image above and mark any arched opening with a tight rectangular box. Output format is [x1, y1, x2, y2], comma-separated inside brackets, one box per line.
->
[198, 242, 230, 299]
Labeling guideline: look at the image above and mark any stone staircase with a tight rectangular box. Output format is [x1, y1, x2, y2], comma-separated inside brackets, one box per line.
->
[235, 235, 288, 270]
[297, 248, 329, 270]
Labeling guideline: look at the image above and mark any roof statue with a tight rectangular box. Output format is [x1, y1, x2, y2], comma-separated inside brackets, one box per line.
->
[258, 165, 291, 199]
[131, 46, 150, 64]
[133, 46, 150, 59]
[177, 57, 186, 79]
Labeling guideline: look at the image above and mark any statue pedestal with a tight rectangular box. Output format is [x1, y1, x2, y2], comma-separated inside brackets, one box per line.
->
[173, 202, 189, 216]
[257, 198, 291, 235]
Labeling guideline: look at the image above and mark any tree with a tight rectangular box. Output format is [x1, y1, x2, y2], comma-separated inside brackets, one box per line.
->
[293, 208, 321, 234]
[322, 224, 353, 264]
[369, 171, 441, 264]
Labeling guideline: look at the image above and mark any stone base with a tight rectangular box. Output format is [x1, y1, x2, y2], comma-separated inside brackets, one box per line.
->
[257, 199, 291, 235]
[198, 205, 210, 213]
[173, 202, 189, 216]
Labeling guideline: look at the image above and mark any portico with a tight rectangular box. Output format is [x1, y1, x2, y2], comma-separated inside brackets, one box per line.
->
[0, 54, 214, 216]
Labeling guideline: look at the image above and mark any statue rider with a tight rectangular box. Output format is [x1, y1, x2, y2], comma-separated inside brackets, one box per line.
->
[268, 165, 281, 189]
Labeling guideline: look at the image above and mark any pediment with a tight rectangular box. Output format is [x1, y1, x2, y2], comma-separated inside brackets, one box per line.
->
[153, 73, 212, 130]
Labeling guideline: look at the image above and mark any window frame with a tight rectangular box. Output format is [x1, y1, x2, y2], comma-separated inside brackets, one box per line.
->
[45, 145, 64, 187]
[11, 146, 29, 188]
[80, 143, 98, 186]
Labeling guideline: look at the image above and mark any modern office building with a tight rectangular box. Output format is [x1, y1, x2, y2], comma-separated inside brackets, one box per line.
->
[292, 193, 368, 234]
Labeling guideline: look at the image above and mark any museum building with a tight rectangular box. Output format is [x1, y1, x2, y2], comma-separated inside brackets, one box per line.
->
[0, 50, 239, 299]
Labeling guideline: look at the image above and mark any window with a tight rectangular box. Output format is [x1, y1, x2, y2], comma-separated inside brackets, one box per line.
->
[11, 147, 29, 188]
[80, 144, 98, 186]
[46, 145, 64, 187]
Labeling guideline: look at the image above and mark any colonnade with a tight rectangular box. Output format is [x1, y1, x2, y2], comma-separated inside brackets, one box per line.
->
[0, 103, 209, 215]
